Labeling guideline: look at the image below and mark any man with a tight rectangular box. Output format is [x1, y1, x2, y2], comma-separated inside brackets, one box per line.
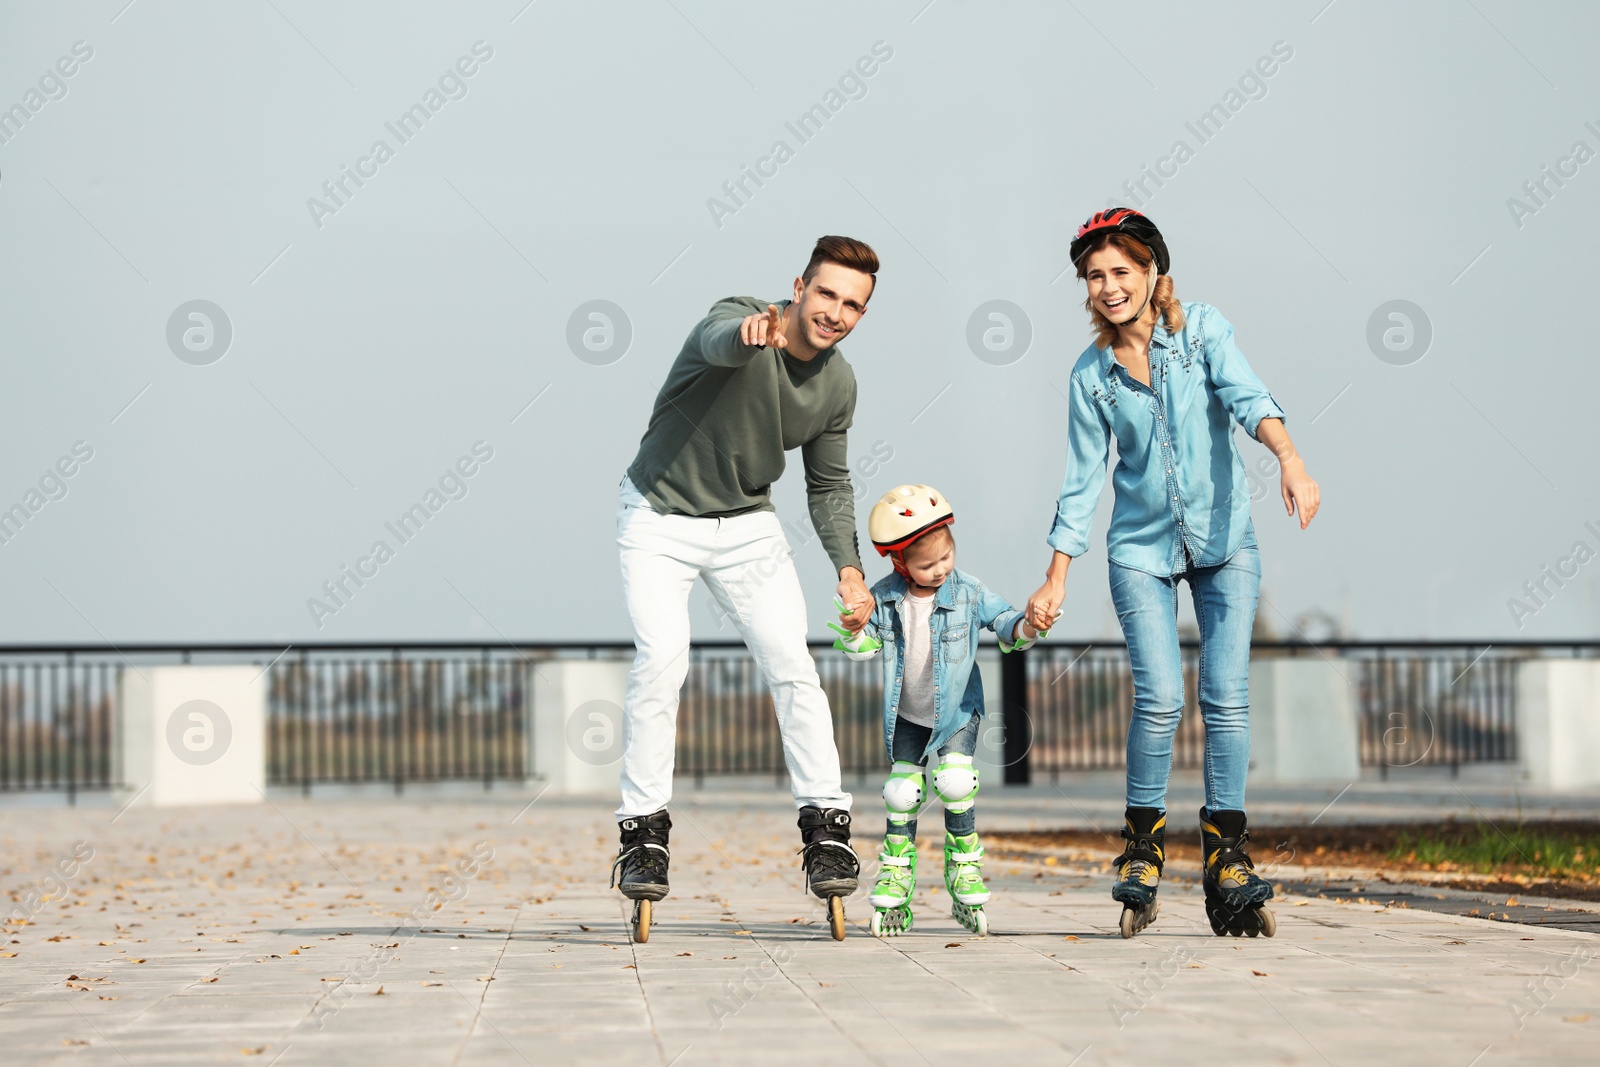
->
[611, 236, 878, 921]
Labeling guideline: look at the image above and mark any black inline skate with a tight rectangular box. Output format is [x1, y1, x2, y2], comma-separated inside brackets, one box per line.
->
[1111, 806, 1166, 938]
[1200, 808, 1276, 938]
[797, 806, 859, 940]
[610, 810, 671, 943]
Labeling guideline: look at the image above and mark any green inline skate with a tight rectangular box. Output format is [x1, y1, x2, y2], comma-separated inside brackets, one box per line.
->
[868, 835, 916, 937]
[943, 831, 989, 936]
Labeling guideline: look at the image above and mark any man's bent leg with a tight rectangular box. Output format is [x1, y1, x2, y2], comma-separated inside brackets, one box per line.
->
[704, 512, 851, 811]
[616, 500, 707, 819]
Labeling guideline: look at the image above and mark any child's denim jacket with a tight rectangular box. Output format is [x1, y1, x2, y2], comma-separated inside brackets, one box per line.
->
[852, 569, 1033, 761]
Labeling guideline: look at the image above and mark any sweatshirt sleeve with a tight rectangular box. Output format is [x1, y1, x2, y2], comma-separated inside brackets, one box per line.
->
[692, 298, 767, 369]
[802, 371, 864, 575]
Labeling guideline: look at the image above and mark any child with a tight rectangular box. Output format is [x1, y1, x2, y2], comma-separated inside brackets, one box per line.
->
[829, 483, 1048, 936]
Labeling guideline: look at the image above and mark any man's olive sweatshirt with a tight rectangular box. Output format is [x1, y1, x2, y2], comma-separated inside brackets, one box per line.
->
[626, 296, 863, 574]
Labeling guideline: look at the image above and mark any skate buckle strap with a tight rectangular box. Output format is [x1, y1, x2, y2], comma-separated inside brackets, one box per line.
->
[877, 852, 913, 867]
[947, 849, 983, 864]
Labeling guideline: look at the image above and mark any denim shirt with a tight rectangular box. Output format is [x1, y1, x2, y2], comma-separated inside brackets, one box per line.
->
[1048, 302, 1286, 577]
[855, 569, 1028, 761]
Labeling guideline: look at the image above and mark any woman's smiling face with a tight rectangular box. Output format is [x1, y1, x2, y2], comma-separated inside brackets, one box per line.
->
[1083, 243, 1154, 327]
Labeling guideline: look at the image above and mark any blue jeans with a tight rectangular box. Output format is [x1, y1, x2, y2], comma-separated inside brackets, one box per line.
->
[1108, 536, 1260, 813]
[888, 714, 978, 838]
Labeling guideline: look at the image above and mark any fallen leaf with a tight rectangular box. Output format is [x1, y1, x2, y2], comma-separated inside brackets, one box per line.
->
[423, 982, 443, 987]
[97, 995, 118, 1001]
[242, 1048, 267, 1056]
[1063, 935, 1080, 941]
[201, 976, 218, 983]
[0, 952, 17, 958]
[623, 964, 636, 970]
[373, 986, 385, 996]
[676, 952, 692, 957]
[476, 976, 495, 982]
[62, 1039, 89, 1046]
[1564, 1014, 1590, 1023]
[1251, 970, 1269, 977]
[128, 959, 146, 964]
[945, 942, 962, 948]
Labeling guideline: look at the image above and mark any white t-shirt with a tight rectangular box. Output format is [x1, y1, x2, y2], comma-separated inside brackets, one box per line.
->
[896, 593, 937, 728]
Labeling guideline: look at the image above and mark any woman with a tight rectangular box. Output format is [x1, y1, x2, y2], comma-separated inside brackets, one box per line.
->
[1027, 209, 1320, 938]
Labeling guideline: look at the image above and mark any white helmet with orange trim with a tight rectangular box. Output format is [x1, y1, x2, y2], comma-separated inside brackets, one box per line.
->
[869, 484, 954, 575]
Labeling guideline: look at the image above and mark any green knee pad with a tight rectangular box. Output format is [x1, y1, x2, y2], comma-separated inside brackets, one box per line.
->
[881, 761, 925, 830]
[932, 755, 978, 814]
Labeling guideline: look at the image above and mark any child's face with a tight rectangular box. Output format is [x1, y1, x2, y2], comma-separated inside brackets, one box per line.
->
[903, 530, 954, 591]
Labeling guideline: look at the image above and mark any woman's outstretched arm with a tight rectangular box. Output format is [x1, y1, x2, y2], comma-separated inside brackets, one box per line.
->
[1256, 417, 1320, 530]
[1027, 552, 1072, 633]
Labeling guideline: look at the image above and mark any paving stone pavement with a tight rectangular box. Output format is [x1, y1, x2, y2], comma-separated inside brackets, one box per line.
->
[2, 786, 1598, 1066]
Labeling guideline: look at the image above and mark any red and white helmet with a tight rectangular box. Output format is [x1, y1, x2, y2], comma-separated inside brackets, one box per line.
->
[1069, 208, 1170, 275]
[869, 484, 954, 575]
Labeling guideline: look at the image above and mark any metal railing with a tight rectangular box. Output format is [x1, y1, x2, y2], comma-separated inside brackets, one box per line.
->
[267, 651, 531, 793]
[1019, 641, 1596, 782]
[676, 646, 884, 785]
[0, 656, 121, 800]
[1, 640, 1595, 796]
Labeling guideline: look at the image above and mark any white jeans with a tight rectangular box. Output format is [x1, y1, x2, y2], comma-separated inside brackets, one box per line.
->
[615, 477, 851, 818]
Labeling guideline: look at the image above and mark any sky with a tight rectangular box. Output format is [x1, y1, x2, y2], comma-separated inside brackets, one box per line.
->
[1, 0, 1596, 646]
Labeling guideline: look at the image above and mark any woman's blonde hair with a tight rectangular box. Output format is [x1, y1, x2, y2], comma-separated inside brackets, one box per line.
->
[1076, 232, 1184, 348]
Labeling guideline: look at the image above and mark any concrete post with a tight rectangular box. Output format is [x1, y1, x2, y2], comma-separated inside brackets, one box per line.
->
[974, 650, 1008, 789]
[532, 658, 630, 796]
[1247, 657, 1361, 785]
[116, 666, 265, 808]
[1517, 659, 1600, 789]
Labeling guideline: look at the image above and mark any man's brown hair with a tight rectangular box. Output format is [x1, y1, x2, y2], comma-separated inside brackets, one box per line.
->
[803, 235, 879, 294]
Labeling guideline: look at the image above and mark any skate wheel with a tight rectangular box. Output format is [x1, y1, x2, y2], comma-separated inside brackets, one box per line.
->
[871, 911, 884, 938]
[828, 895, 846, 941]
[973, 908, 988, 937]
[1119, 908, 1135, 939]
[1259, 908, 1277, 938]
[632, 899, 651, 944]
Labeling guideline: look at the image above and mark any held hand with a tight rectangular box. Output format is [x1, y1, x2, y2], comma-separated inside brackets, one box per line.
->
[1280, 458, 1321, 530]
[1026, 580, 1064, 635]
[828, 597, 882, 659]
[739, 304, 788, 349]
[835, 570, 872, 633]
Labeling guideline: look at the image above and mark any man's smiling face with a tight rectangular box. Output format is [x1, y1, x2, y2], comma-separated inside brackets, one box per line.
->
[789, 261, 872, 353]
